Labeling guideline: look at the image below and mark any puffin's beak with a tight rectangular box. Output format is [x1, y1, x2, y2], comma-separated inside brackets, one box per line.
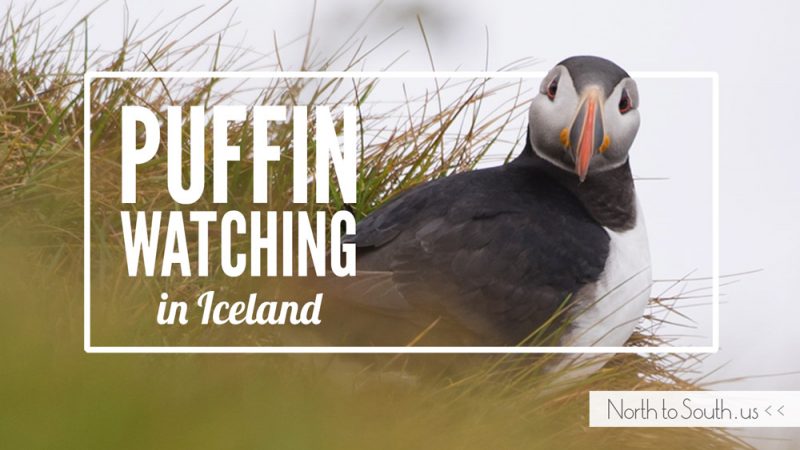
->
[567, 89, 606, 182]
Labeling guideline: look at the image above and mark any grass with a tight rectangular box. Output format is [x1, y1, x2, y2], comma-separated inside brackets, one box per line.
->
[0, 3, 752, 449]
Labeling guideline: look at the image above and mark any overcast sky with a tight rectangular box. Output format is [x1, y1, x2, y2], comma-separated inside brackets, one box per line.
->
[22, 0, 800, 446]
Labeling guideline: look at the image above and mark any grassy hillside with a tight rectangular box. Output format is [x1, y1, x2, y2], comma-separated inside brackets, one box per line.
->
[0, 4, 749, 449]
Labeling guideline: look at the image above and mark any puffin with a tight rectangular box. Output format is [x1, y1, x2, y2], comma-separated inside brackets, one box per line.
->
[316, 55, 651, 349]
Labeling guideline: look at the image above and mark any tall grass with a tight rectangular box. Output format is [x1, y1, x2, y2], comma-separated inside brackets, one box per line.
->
[0, 3, 751, 449]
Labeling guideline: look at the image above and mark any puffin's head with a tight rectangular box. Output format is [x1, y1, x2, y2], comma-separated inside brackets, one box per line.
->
[528, 55, 640, 182]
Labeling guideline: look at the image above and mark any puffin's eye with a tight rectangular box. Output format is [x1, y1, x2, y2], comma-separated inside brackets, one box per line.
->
[619, 89, 633, 114]
[546, 78, 558, 100]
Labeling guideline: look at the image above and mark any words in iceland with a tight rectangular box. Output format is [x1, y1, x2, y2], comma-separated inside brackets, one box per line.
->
[118, 104, 358, 327]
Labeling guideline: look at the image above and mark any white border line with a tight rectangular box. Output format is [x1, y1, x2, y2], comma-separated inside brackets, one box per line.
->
[711, 72, 720, 351]
[84, 74, 92, 354]
[84, 71, 719, 354]
[85, 345, 715, 354]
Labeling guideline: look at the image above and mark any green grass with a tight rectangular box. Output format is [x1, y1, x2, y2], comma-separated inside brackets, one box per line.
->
[0, 3, 751, 449]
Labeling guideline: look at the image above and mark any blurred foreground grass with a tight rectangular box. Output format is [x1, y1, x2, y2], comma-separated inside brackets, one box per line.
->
[0, 4, 750, 449]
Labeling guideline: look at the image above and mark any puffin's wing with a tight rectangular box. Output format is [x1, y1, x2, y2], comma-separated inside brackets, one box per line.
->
[339, 167, 611, 344]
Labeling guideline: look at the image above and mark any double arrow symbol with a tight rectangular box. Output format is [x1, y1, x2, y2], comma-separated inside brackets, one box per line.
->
[764, 405, 785, 416]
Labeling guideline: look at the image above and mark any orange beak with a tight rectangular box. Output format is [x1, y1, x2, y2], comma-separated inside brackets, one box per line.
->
[567, 89, 606, 182]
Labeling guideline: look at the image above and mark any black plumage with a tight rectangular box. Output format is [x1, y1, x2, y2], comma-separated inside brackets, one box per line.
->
[322, 142, 618, 346]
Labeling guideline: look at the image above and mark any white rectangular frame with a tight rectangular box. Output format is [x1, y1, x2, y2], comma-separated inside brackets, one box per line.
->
[83, 70, 719, 354]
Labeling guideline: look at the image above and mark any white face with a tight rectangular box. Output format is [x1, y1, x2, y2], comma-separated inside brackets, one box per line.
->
[528, 65, 641, 180]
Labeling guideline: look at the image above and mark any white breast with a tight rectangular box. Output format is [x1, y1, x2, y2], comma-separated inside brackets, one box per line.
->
[560, 199, 652, 348]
